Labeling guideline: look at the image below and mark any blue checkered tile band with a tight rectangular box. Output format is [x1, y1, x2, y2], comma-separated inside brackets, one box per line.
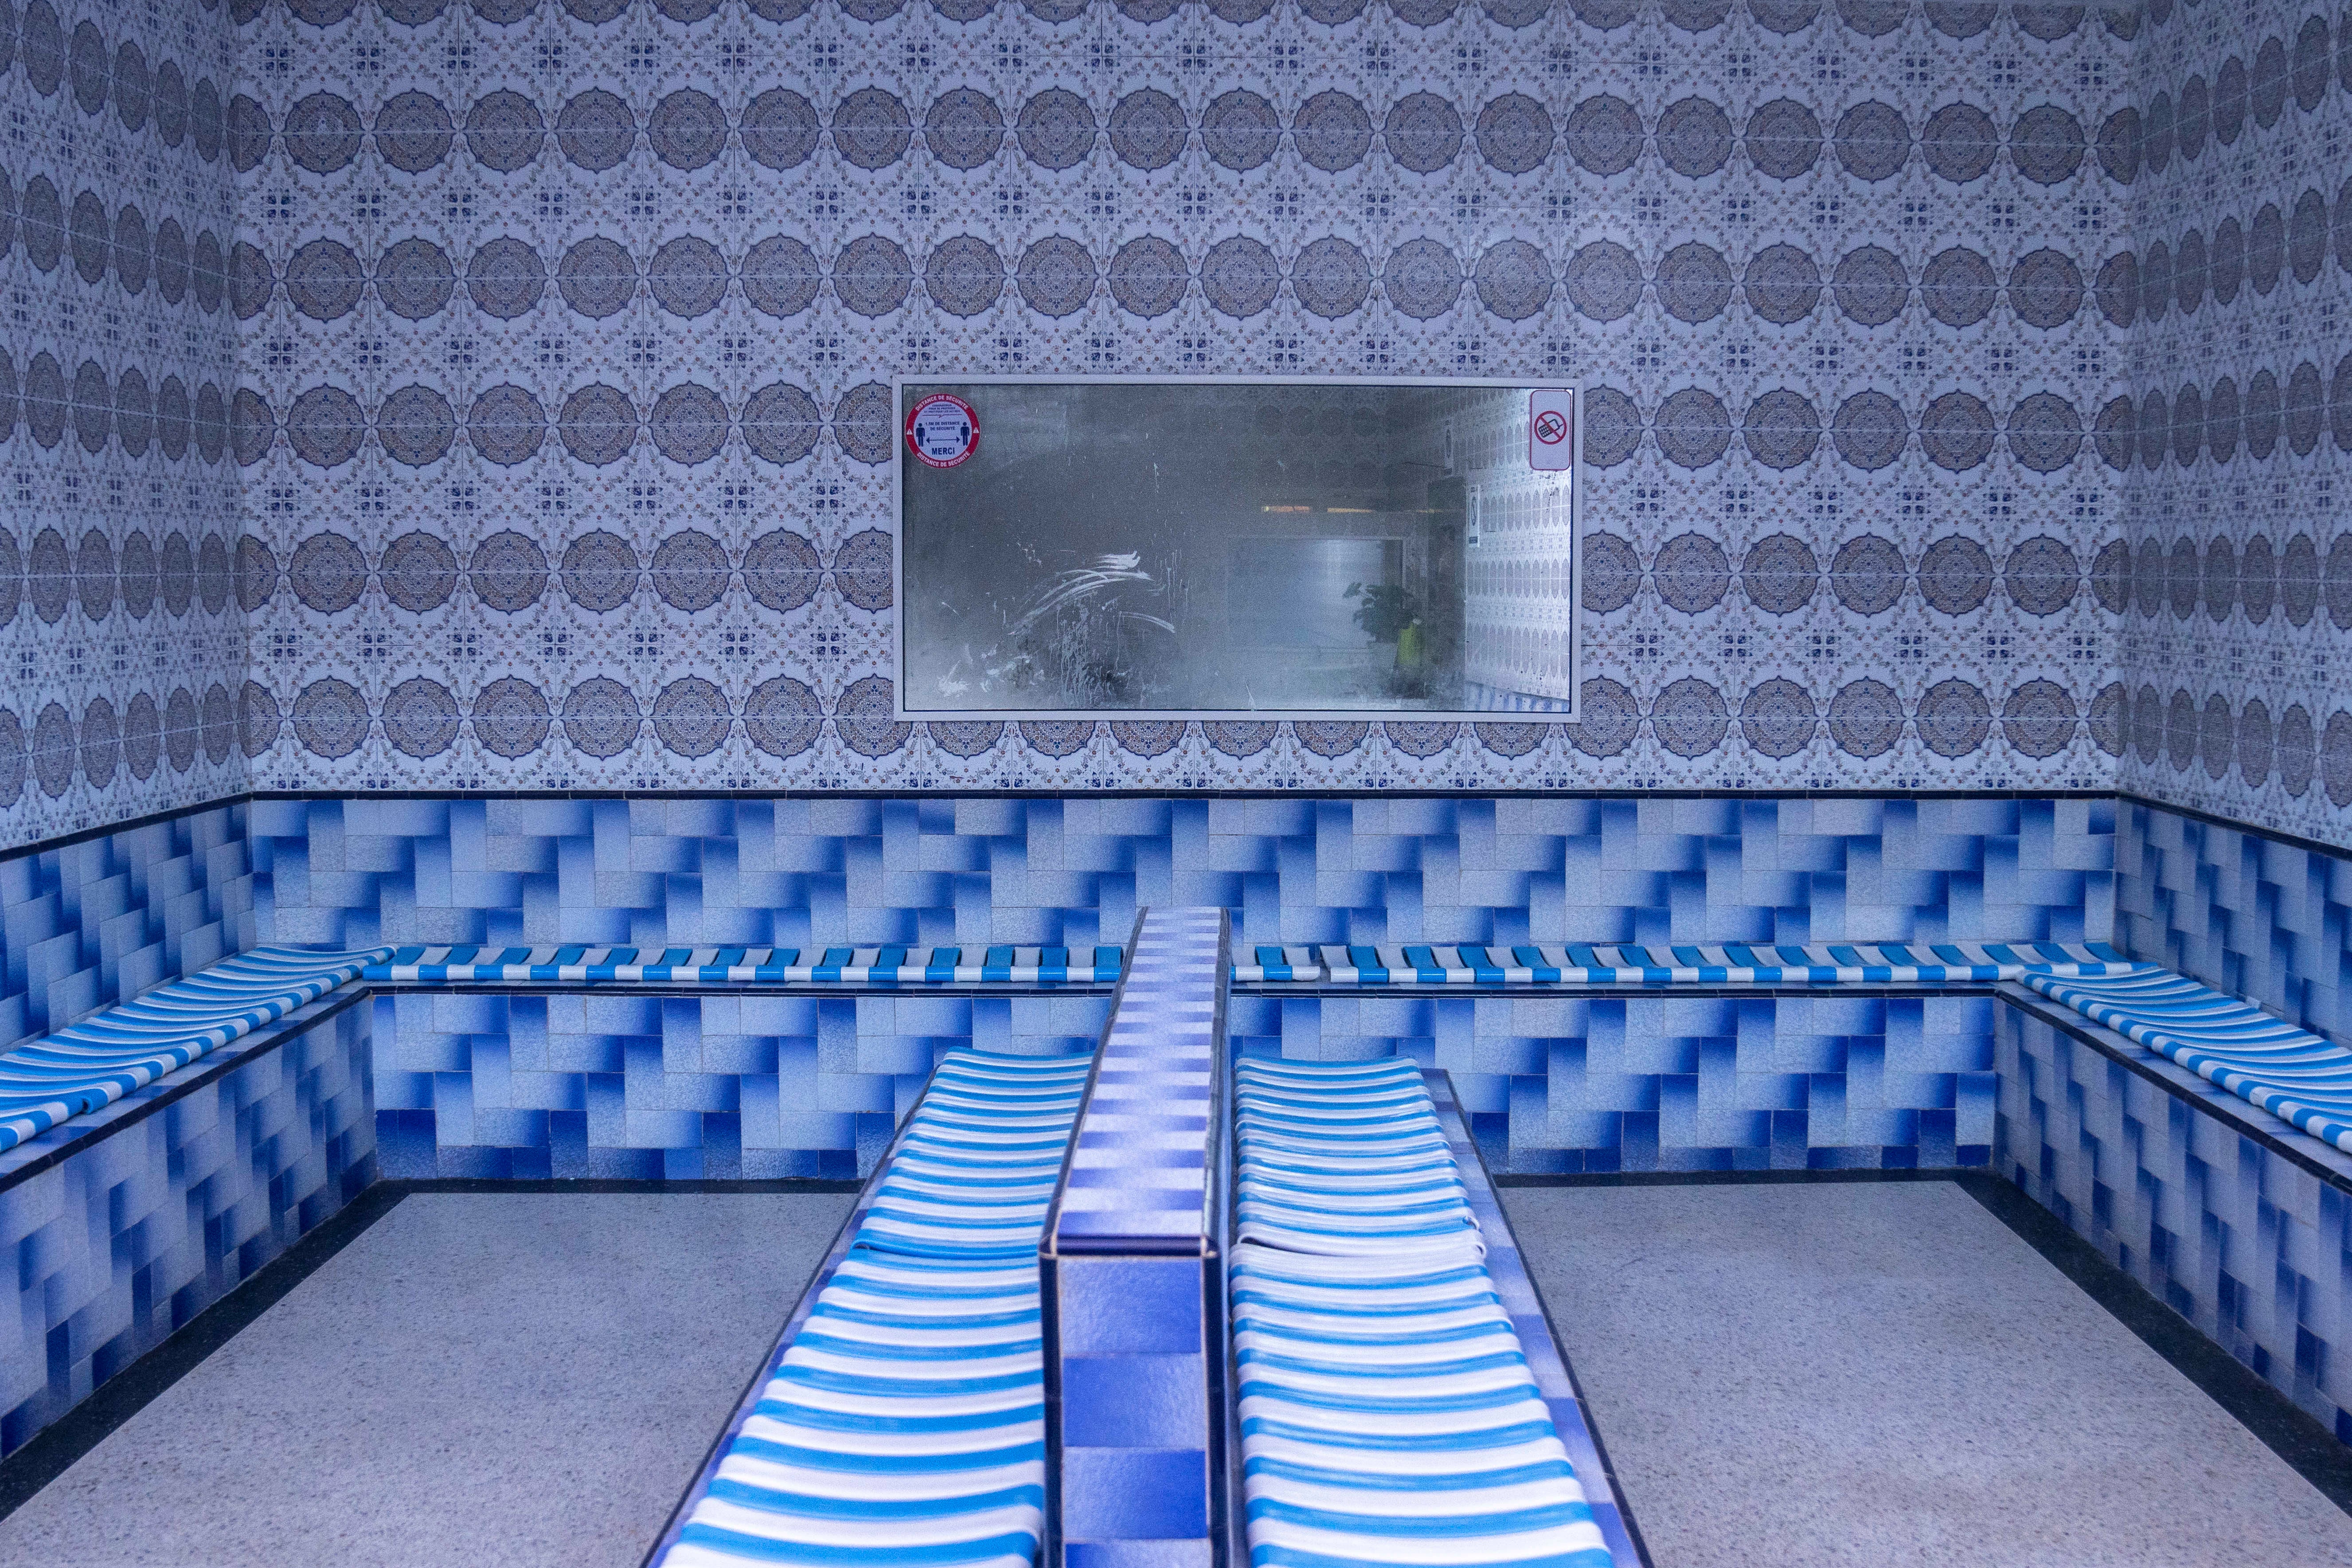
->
[1997, 1006, 2352, 1445]
[0, 946, 386, 1153]
[2023, 966, 2352, 1156]
[1246, 940, 2131, 987]
[1230, 1057, 1610, 1568]
[364, 944, 1125, 986]
[2, 999, 375, 1462]
[658, 1048, 1094, 1568]
[1054, 907, 1228, 1248]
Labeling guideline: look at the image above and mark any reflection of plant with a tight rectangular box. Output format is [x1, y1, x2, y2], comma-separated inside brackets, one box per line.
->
[1345, 582, 1417, 643]
[937, 552, 1176, 707]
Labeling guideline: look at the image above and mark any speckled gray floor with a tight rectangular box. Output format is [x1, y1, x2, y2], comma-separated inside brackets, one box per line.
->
[0, 1191, 853, 1568]
[1503, 1181, 2352, 1568]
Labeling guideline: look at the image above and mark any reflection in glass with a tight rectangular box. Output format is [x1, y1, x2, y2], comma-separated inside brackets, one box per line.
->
[899, 380, 1577, 718]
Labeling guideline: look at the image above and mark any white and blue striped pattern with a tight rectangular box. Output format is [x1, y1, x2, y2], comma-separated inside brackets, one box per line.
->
[661, 1049, 1094, 1568]
[0, 946, 385, 1153]
[1246, 939, 2131, 986]
[1231, 1058, 1610, 1568]
[363, 945, 1125, 985]
[2023, 966, 2352, 1156]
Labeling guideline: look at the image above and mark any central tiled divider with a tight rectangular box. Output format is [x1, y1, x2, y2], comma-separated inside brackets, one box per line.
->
[1041, 906, 1232, 1568]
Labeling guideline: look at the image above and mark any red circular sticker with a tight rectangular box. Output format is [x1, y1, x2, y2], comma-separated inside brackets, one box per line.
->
[1533, 409, 1569, 445]
[905, 393, 980, 469]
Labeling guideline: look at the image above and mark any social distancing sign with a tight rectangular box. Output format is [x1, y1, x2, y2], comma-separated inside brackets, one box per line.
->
[906, 393, 980, 468]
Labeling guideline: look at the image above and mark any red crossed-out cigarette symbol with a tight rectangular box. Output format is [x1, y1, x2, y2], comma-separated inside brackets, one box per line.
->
[1533, 409, 1569, 445]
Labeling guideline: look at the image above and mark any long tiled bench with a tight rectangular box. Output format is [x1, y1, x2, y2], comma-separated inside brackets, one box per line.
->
[1231, 1055, 1620, 1567]
[1232, 939, 2131, 985]
[2021, 966, 2352, 1155]
[0, 945, 387, 1153]
[646, 1047, 1094, 1568]
[365, 945, 1127, 985]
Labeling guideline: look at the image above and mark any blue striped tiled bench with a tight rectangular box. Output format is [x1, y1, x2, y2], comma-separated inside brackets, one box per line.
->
[1230, 1056, 1617, 1567]
[363, 944, 1126, 985]
[648, 1048, 1095, 1568]
[2020, 965, 2352, 1156]
[0, 945, 387, 1154]
[1231, 940, 2131, 985]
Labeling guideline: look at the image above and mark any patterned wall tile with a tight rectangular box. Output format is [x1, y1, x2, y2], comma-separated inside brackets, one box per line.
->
[223, 0, 2128, 799]
[1232, 986, 1999, 1172]
[0, 0, 254, 852]
[0, 995, 374, 1458]
[254, 791, 2117, 952]
[2108, 0, 2352, 849]
[371, 985, 1113, 1176]
[0, 799, 254, 1048]
[1998, 996, 2352, 1439]
[2116, 796, 2352, 1047]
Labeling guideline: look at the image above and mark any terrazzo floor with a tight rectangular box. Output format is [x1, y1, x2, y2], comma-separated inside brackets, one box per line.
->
[0, 1190, 853, 1568]
[1504, 1179, 2352, 1567]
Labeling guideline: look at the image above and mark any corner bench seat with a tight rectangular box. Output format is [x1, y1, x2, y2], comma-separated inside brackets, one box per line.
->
[0, 945, 387, 1152]
[2023, 967, 2352, 1155]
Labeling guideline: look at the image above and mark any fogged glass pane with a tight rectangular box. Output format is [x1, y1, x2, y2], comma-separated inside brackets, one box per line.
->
[899, 380, 1577, 717]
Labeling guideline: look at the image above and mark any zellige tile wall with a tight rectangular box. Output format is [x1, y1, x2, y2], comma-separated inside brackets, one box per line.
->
[0, 0, 254, 852]
[227, 0, 2129, 798]
[2110, 0, 2352, 849]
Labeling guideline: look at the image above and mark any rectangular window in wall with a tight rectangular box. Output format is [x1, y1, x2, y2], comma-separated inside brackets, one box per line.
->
[894, 378, 1582, 721]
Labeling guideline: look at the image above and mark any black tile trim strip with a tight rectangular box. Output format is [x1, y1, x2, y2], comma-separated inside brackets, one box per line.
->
[1496, 1167, 2352, 1518]
[0, 1174, 874, 1523]
[238, 787, 2118, 803]
[397, 1177, 866, 1194]
[392, 982, 1117, 1000]
[1237, 985, 1980, 1000]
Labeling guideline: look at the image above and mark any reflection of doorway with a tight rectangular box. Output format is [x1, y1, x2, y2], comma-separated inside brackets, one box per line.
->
[1228, 537, 1400, 705]
[1422, 477, 1467, 685]
[1230, 537, 1398, 647]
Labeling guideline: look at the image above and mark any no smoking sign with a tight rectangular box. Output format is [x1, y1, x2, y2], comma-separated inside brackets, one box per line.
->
[1528, 388, 1575, 472]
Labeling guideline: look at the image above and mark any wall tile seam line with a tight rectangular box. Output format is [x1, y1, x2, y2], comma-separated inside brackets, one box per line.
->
[0, 986, 369, 1200]
[1996, 985, 2352, 1193]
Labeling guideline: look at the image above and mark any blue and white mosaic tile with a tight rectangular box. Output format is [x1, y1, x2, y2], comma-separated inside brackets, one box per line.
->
[372, 985, 1112, 1175]
[1235, 987, 1999, 1171]
[1998, 996, 2352, 1439]
[254, 793, 2116, 951]
[0, 995, 373, 1457]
